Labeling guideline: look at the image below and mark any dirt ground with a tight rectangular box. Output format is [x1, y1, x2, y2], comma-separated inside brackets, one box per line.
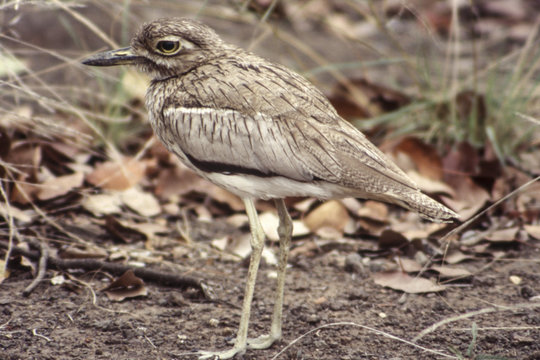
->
[1, 216, 539, 360]
[2, 1, 540, 360]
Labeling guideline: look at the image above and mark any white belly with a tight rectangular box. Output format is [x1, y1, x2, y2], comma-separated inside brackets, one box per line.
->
[203, 172, 360, 200]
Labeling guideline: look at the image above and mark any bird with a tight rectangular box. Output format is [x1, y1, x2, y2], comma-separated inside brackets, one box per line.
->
[82, 17, 458, 359]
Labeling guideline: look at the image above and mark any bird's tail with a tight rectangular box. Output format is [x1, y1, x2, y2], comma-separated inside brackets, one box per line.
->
[385, 189, 459, 223]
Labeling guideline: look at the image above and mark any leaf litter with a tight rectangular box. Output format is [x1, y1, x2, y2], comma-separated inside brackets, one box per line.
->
[1, 2, 540, 358]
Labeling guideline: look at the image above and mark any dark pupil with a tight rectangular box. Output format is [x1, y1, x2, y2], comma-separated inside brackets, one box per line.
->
[160, 41, 176, 52]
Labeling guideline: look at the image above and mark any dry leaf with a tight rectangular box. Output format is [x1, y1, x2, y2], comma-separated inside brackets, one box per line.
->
[393, 137, 443, 180]
[291, 220, 311, 237]
[59, 246, 108, 259]
[405, 171, 455, 196]
[105, 216, 147, 243]
[379, 229, 408, 248]
[10, 181, 39, 204]
[87, 157, 146, 190]
[328, 78, 410, 119]
[485, 227, 519, 242]
[444, 250, 473, 264]
[441, 177, 490, 220]
[373, 271, 446, 293]
[129, 222, 170, 239]
[259, 211, 280, 241]
[357, 200, 388, 223]
[314, 226, 343, 240]
[208, 187, 245, 212]
[304, 200, 349, 233]
[82, 193, 123, 216]
[120, 187, 161, 217]
[0, 202, 34, 223]
[397, 257, 423, 273]
[7, 141, 41, 178]
[262, 247, 278, 265]
[102, 270, 147, 301]
[293, 198, 316, 212]
[524, 225, 540, 240]
[211, 236, 229, 251]
[431, 265, 472, 278]
[227, 234, 252, 259]
[37, 172, 84, 200]
[226, 214, 249, 228]
[154, 165, 206, 198]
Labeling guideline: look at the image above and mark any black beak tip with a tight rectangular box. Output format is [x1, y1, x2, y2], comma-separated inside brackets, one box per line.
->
[81, 47, 137, 67]
[81, 54, 106, 66]
[81, 58, 95, 66]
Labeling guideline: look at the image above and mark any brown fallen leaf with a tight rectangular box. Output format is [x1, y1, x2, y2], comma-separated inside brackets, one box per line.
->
[379, 229, 408, 249]
[431, 265, 472, 278]
[373, 271, 446, 293]
[357, 200, 388, 223]
[524, 225, 540, 240]
[37, 172, 84, 200]
[0, 202, 34, 223]
[7, 141, 41, 178]
[10, 179, 39, 204]
[444, 250, 474, 264]
[81, 193, 123, 216]
[392, 137, 443, 180]
[105, 216, 147, 243]
[87, 157, 146, 190]
[259, 211, 280, 241]
[303, 200, 350, 233]
[396, 257, 423, 273]
[209, 186, 245, 212]
[441, 177, 490, 220]
[485, 227, 519, 242]
[405, 171, 455, 197]
[120, 187, 161, 217]
[58, 246, 108, 259]
[102, 270, 147, 301]
[154, 164, 206, 198]
[328, 77, 411, 119]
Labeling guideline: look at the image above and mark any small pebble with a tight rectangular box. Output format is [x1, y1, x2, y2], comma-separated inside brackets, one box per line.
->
[344, 253, 364, 274]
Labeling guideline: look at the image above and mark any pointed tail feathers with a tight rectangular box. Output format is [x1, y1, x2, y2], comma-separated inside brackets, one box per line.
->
[389, 189, 459, 223]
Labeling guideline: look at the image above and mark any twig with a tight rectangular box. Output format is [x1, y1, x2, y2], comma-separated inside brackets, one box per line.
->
[413, 302, 540, 342]
[22, 239, 49, 297]
[270, 321, 456, 360]
[0, 241, 209, 297]
[32, 328, 51, 342]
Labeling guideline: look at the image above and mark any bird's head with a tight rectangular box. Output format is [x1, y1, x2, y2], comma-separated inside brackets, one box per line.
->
[82, 18, 228, 79]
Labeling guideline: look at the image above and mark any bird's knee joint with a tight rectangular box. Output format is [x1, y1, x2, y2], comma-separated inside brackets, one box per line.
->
[277, 222, 293, 239]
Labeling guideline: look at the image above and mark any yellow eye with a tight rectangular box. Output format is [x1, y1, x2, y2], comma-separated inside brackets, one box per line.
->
[156, 40, 181, 55]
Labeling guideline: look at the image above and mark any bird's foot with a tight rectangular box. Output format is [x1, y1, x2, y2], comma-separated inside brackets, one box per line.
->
[197, 345, 246, 360]
[247, 332, 281, 349]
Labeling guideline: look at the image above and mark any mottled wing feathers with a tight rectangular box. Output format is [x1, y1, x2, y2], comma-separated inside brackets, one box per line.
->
[163, 54, 419, 194]
[162, 106, 315, 181]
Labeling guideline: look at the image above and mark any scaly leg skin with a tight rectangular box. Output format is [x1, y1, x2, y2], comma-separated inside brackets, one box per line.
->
[247, 198, 293, 350]
[198, 198, 266, 360]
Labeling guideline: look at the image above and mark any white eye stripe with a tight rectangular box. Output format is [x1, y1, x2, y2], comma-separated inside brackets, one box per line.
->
[182, 40, 196, 49]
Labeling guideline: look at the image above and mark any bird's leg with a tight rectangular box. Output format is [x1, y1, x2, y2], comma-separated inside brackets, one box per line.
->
[198, 197, 265, 360]
[247, 198, 292, 350]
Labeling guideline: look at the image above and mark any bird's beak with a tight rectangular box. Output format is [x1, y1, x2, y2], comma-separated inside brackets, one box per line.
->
[82, 47, 143, 66]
